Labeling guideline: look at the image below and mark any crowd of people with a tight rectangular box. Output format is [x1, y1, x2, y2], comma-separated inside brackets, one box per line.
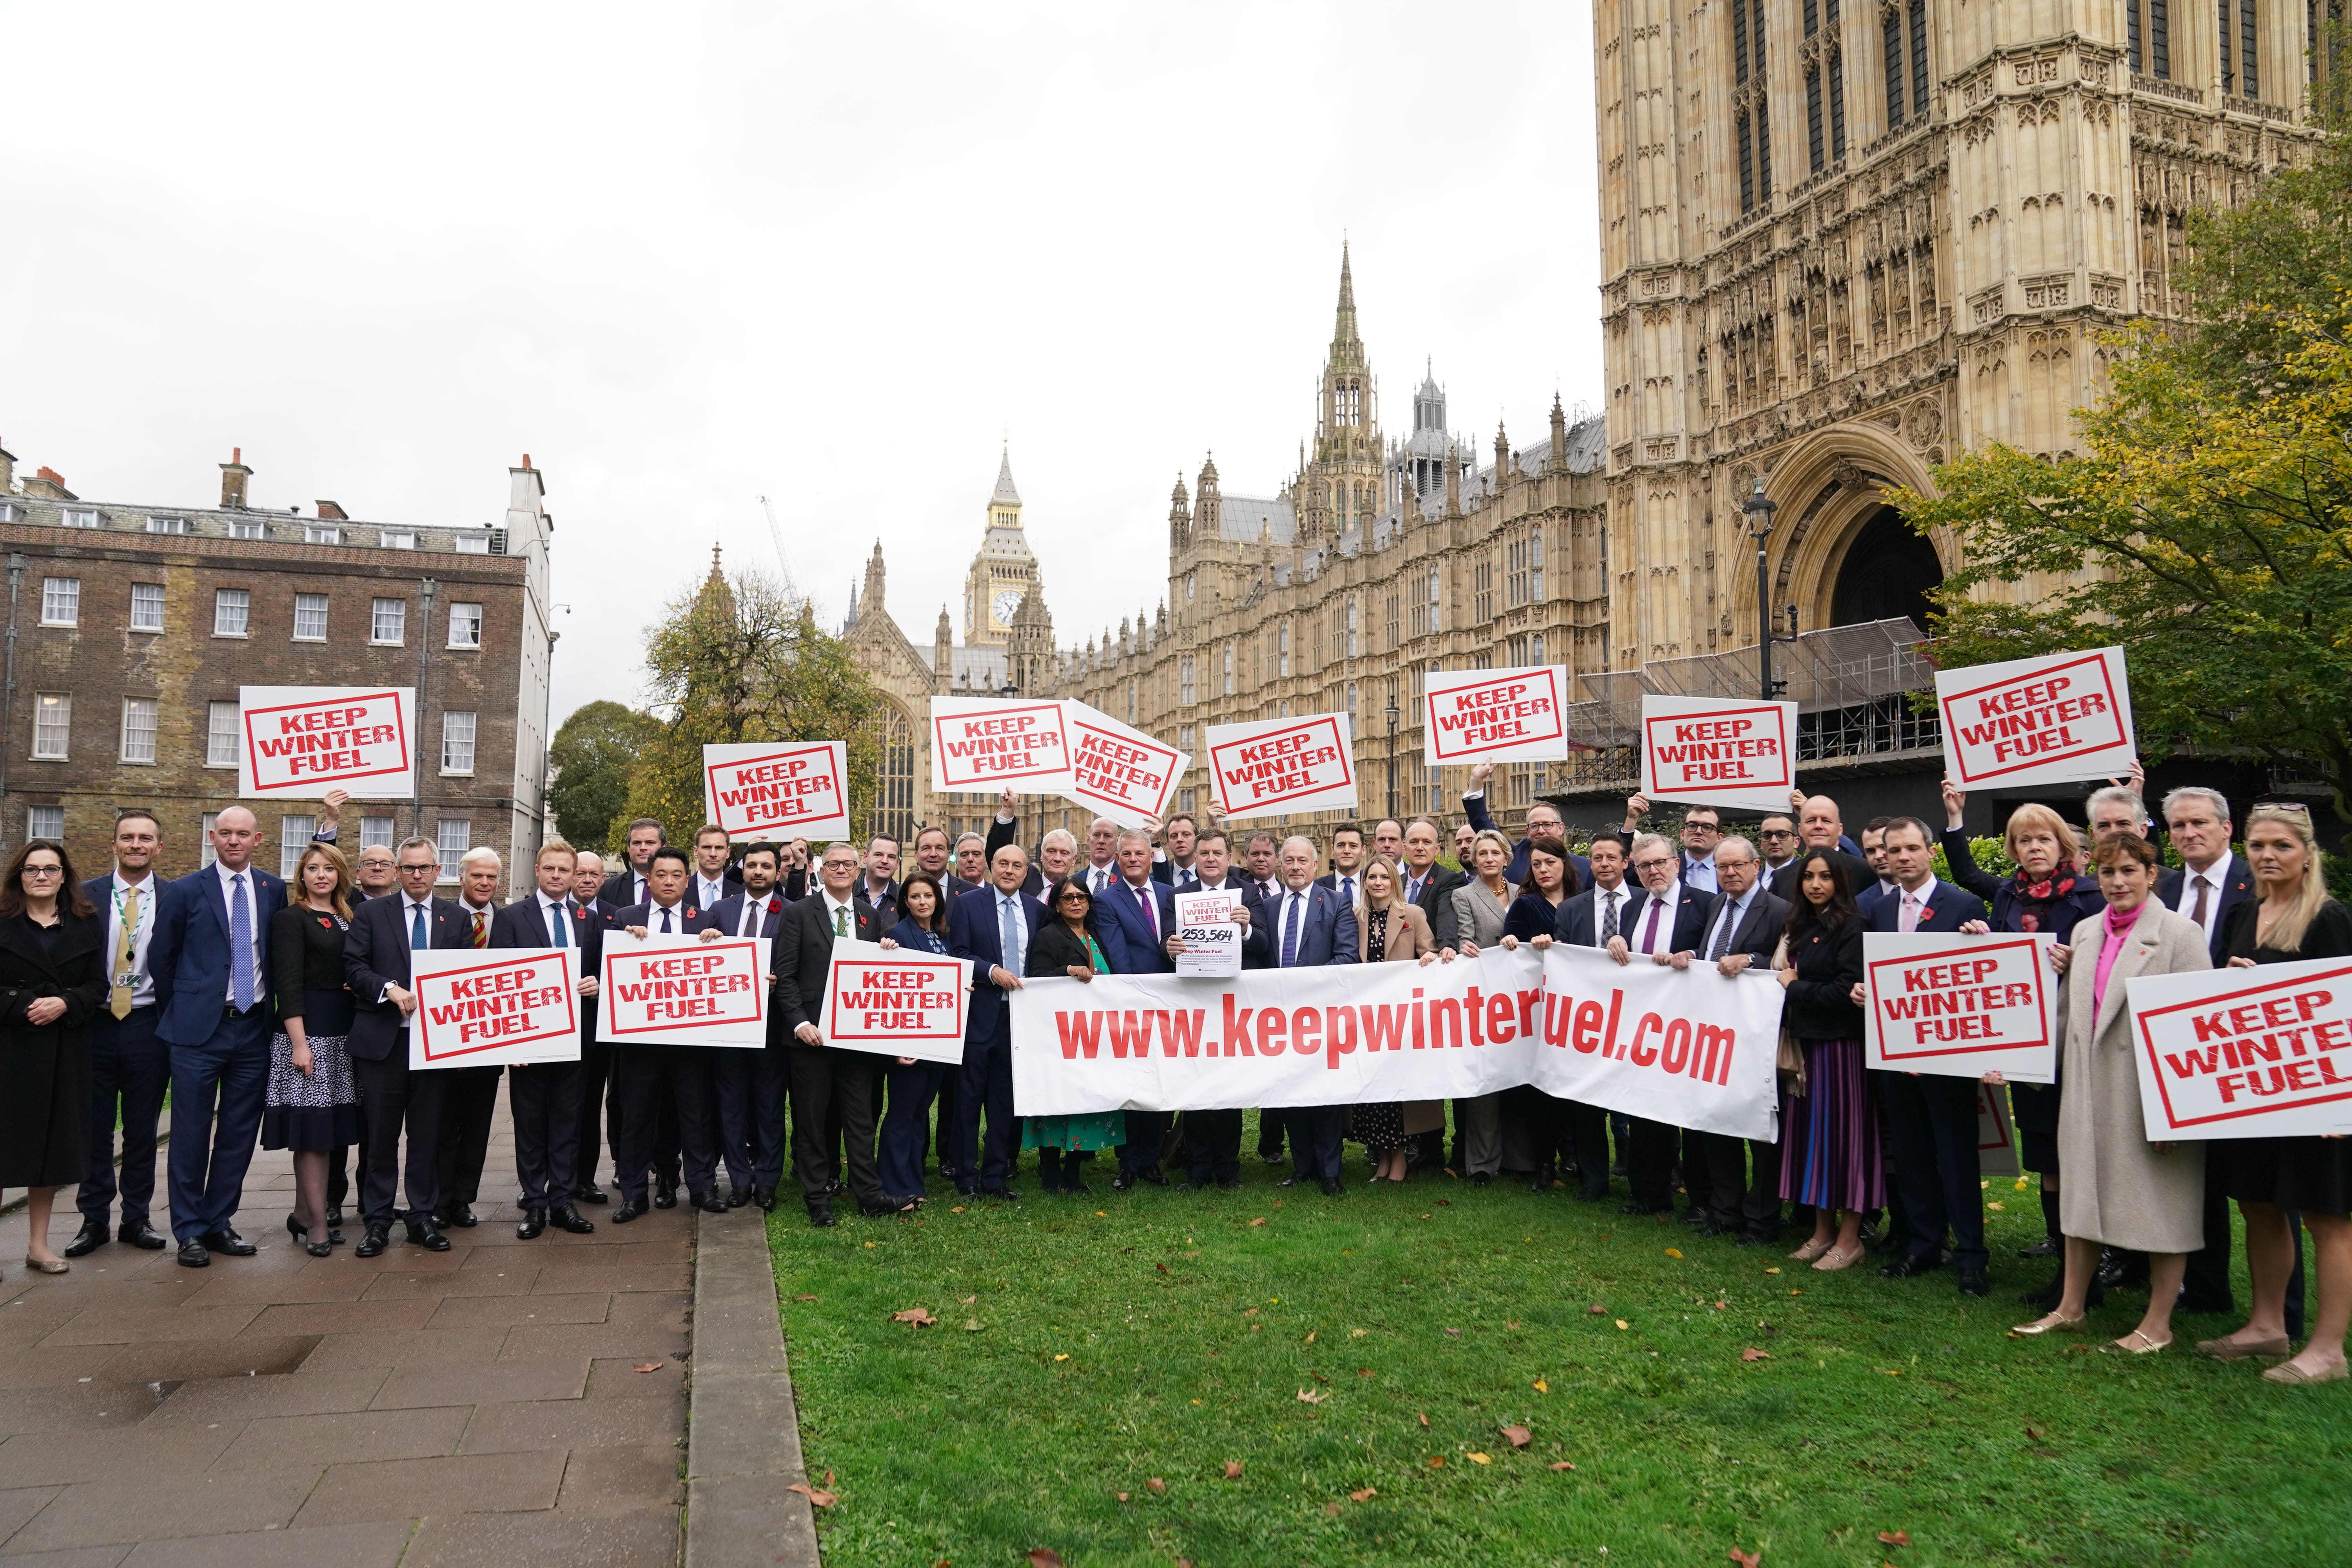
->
[0, 762, 2345, 1385]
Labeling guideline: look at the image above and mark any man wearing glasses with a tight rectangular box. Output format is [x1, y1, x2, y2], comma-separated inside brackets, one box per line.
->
[1618, 795, 1722, 896]
[773, 842, 892, 1226]
[1604, 833, 1711, 1217]
[1756, 814, 1800, 879]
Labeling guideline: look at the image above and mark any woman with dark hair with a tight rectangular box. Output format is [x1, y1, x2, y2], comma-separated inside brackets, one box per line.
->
[1773, 849, 1879, 1271]
[1498, 836, 1583, 1191]
[0, 839, 105, 1275]
[1020, 875, 1125, 1194]
[876, 870, 966, 1208]
[265, 843, 363, 1256]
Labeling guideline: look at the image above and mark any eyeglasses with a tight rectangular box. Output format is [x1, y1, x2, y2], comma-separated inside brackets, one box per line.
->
[1058, 892, 1090, 906]
[1758, 827, 1796, 838]
[1632, 858, 1676, 872]
[19, 865, 62, 878]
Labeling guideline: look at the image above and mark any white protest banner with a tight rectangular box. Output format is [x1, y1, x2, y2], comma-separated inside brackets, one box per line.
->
[239, 686, 415, 800]
[2129, 955, 2352, 1139]
[1423, 664, 1570, 766]
[929, 696, 1074, 797]
[1062, 700, 1188, 829]
[408, 947, 579, 1070]
[1008, 944, 1782, 1139]
[1863, 933, 2058, 1083]
[597, 933, 772, 1049]
[1171, 888, 1242, 978]
[701, 741, 850, 842]
[820, 941, 970, 1065]
[1935, 646, 2135, 789]
[1205, 712, 1357, 822]
[1639, 696, 1797, 815]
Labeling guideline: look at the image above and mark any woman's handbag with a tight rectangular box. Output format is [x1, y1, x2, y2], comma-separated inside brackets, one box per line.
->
[1769, 934, 1807, 1097]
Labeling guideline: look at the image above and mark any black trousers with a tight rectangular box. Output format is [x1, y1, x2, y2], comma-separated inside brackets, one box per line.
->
[1687, 1130, 1748, 1215]
[1185, 1109, 1243, 1183]
[788, 1045, 882, 1210]
[1626, 1117, 1679, 1210]
[1512, 1088, 1571, 1172]
[327, 1145, 354, 1211]
[509, 1060, 584, 1211]
[1880, 1070, 1987, 1270]
[713, 1044, 789, 1191]
[434, 1064, 503, 1209]
[1741, 1136, 1784, 1234]
[933, 1070, 962, 1171]
[1289, 1105, 1343, 1183]
[573, 1039, 618, 1190]
[612, 1045, 717, 1203]
[1566, 1101, 1612, 1197]
[352, 1051, 445, 1227]
[1118, 1110, 1170, 1174]
[954, 1031, 1020, 1191]
[1256, 1107, 1290, 1158]
[80, 1005, 168, 1228]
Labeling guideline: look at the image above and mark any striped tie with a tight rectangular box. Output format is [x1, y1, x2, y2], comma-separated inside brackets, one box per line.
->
[471, 910, 489, 948]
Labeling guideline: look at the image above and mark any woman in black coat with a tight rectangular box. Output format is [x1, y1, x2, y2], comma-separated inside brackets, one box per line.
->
[0, 838, 107, 1276]
[1773, 849, 1879, 1272]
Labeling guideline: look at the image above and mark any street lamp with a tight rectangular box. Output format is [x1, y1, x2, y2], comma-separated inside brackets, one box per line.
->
[1742, 479, 1786, 703]
[413, 577, 438, 840]
[1383, 689, 1401, 821]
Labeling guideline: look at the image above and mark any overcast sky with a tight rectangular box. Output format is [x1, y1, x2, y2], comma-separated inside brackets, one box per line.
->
[3, 2, 1602, 727]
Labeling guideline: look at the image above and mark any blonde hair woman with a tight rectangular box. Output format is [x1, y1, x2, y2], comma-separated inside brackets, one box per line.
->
[265, 843, 362, 1256]
[1442, 829, 1517, 1184]
[1348, 856, 1446, 1182]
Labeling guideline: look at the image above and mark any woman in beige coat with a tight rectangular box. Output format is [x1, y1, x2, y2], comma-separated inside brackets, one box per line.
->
[2015, 832, 2210, 1352]
[1351, 856, 1446, 1183]
[1446, 831, 1517, 1183]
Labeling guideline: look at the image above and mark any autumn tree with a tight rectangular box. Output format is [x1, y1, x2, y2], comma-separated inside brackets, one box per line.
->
[547, 700, 660, 853]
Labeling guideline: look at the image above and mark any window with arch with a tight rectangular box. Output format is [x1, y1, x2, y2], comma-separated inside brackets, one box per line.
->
[1347, 596, 1359, 658]
[872, 705, 917, 847]
[1278, 622, 1291, 677]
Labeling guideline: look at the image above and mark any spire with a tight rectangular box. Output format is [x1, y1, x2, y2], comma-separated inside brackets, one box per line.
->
[695, 542, 737, 622]
[991, 444, 1021, 509]
[1333, 240, 1359, 347]
[1549, 392, 1568, 472]
[1494, 421, 1512, 496]
[860, 539, 886, 615]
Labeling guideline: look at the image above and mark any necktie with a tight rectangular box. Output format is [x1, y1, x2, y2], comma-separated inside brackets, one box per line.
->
[1135, 884, 1158, 942]
[410, 901, 429, 953]
[1601, 890, 1620, 944]
[1000, 895, 1024, 975]
[1638, 897, 1662, 954]
[110, 884, 139, 1020]
[1282, 893, 1303, 967]
[1708, 898, 1737, 960]
[228, 874, 254, 1010]
[833, 903, 848, 940]
[1340, 876, 1354, 905]
[2189, 877, 2210, 929]
[660, 906, 673, 935]
[1900, 891, 1921, 934]
[548, 899, 567, 947]
[743, 901, 760, 938]
[471, 910, 488, 948]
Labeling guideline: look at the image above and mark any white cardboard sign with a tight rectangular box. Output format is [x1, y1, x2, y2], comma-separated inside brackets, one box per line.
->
[1171, 888, 1243, 978]
[1639, 696, 1798, 815]
[1205, 712, 1357, 822]
[597, 933, 772, 1049]
[2129, 955, 2352, 1139]
[1423, 665, 1570, 766]
[408, 946, 580, 1070]
[239, 686, 416, 800]
[929, 696, 1074, 797]
[1863, 933, 2058, 1083]
[1935, 646, 2136, 789]
[701, 742, 851, 841]
[1063, 700, 1188, 829]
[820, 941, 969, 1064]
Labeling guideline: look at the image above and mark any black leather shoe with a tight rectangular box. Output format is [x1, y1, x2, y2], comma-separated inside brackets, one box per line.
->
[550, 1207, 596, 1234]
[1140, 1165, 1169, 1186]
[1682, 1206, 1715, 1227]
[724, 1186, 751, 1209]
[1880, 1254, 1942, 1279]
[324, 1205, 345, 1229]
[985, 1187, 1021, 1201]
[1111, 1171, 1136, 1193]
[1470, 1171, 1493, 1187]
[1216, 1176, 1242, 1189]
[859, 1201, 898, 1218]
[1529, 1166, 1556, 1194]
[118, 1219, 166, 1250]
[516, 1210, 546, 1240]
[652, 1187, 678, 1210]
[445, 1203, 478, 1229]
[201, 1228, 257, 1257]
[1276, 1175, 1307, 1188]
[612, 1201, 645, 1224]
[1063, 1180, 1092, 1196]
[355, 1226, 390, 1258]
[1321, 1178, 1345, 1196]
[175, 1236, 209, 1268]
[1958, 1267, 1990, 1298]
[404, 1220, 452, 1252]
[2018, 1235, 2061, 1259]
[63, 1223, 107, 1258]
[752, 1186, 777, 1212]
[808, 1207, 837, 1228]
[1736, 1227, 1780, 1247]
[1619, 1202, 1669, 1216]
[1702, 1215, 1741, 1237]
[574, 1185, 610, 1205]
[693, 1191, 727, 1214]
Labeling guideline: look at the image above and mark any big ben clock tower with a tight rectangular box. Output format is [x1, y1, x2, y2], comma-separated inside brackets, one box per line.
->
[960, 446, 1043, 648]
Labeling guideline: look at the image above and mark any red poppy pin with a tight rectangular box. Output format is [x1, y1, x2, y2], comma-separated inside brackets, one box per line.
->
[317, 915, 334, 928]
[766, 897, 780, 912]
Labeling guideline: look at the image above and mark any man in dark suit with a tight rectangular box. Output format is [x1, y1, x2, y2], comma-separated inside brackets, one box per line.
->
[607, 846, 726, 1218]
[1682, 836, 1793, 1240]
[569, 849, 620, 1207]
[1865, 816, 1996, 1296]
[433, 846, 507, 1229]
[702, 841, 791, 1209]
[686, 823, 746, 914]
[600, 817, 665, 912]
[1552, 834, 1635, 1200]
[1151, 813, 1201, 890]
[323, 838, 400, 1233]
[910, 826, 956, 897]
[1770, 792, 1873, 905]
[1607, 832, 1713, 1216]
[1312, 822, 1369, 908]
[982, 795, 1080, 898]
[341, 835, 466, 1258]
[65, 810, 172, 1258]
[1099, 826, 1178, 1191]
[946, 832, 988, 899]
[947, 842, 1048, 1199]
[773, 841, 891, 1225]
[491, 838, 599, 1239]
[1611, 793, 1724, 897]
[1163, 830, 1270, 1188]
[1262, 836, 1360, 1196]
[148, 807, 286, 1267]
[1399, 818, 1467, 951]
[1463, 762, 1595, 887]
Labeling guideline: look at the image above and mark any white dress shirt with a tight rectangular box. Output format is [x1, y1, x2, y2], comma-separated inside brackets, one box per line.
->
[2172, 860, 2228, 947]
[107, 870, 160, 1007]
[1088, 861, 1118, 896]
[646, 898, 688, 935]
[1588, 884, 1630, 949]
[737, 890, 776, 938]
[1681, 853, 1719, 897]
[1627, 882, 1683, 956]
[1701, 886, 1754, 960]
[212, 859, 267, 1004]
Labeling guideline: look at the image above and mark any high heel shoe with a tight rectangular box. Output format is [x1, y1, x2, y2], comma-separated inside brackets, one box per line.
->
[2011, 1311, 2087, 1335]
[2115, 1329, 2171, 1354]
[286, 1214, 331, 1257]
[1788, 1236, 1833, 1262]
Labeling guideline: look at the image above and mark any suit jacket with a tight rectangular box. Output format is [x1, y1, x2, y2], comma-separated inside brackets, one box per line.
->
[149, 862, 288, 1045]
[1768, 848, 1873, 907]
[940, 873, 984, 901]
[490, 895, 606, 1040]
[1449, 878, 1519, 950]
[981, 815, 1051, 898]
[1356, 902, 1436, 962]
[689, 869, 746, 913]
[1401, 865, 1468, 949]
[853, 878, 900, 929]
[1152, 857, 1205, 890]
[2158, 853, 2256, 962]
[599, 868, 650, 912]
[947, 882, 1049, 1039]
[1864, 878, 1991, 934]
[1616, 883, 1712, 955]
[705, 889, 790, 941]
[1695, 887, 1793, 963]
[1461, 793, 1594, 887]
[1258, 882, 1360, 967]
[773, 892, 886, 1035]
[1097, 877, 1178, 974]
[611, 899, 709, 936]
[342, 892, 468, 1062]
[1555, 882, 1641, 949]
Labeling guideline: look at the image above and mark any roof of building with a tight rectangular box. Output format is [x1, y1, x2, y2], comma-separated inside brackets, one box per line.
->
[920, 642, 1011, 690]
[991, 449, 1022, 507]
[1218, 494, 1297, 545]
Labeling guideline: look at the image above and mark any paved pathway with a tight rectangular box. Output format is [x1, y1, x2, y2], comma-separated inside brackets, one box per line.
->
[0, 1089, 690, 1566]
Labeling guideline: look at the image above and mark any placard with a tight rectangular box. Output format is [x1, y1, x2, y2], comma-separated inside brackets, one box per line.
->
[238, 686, 415, 800]
[1935, 646, 2136, 789]
[1639, 696, 1797, 815]
[702, 742, 851, 841]
[1205, 713, 1357, 822]
[1863, 933, 2058, 1083]
[409, 946, 579, 1069]
[1977, 1082, 2020, 1176]
[1171, 888, 1242, 978]
[597, 933, 772, 1049]
[930, 696, 1074, 796]
[2129, 955, 2352, 1139]
[820, 940, 969, 1064]
[1063, 700, 1188, 829]
[1423, 665, 1570, 766]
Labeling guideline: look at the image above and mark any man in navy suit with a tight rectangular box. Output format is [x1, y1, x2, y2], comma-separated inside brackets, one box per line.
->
[1100, 826, 1178, 1191]
[1606, 833, 1713, 1215]
[608, 846, 726, 1218]
[147, 807, 285, 1267]
[1312, 822, 1370, 907]
[701, 841, 791, 1209]
[947, 843, 1047, 1198]
[491, 838, 601, 1240]
[773, 842, 893, 1225]
[1550, 835, 1637, 1201]
[1864, 816, 1995, 1297]
[1262, 836, 1360, 1196]
[1462, 762, 1593, 888]
[341, 835, 468, 1256]
[1683, 837, 1794, 1239]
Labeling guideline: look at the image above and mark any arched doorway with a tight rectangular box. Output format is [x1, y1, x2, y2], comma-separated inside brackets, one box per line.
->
[1830, 505, 1944, 634]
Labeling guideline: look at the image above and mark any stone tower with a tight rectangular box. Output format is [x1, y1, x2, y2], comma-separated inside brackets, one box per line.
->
[960, 446, 1041, 647]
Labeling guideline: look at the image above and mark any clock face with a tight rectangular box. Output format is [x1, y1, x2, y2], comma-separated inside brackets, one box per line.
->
[992, 589, 1025, 625]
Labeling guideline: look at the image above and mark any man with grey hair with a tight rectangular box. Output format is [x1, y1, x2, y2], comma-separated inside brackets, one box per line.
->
[434, 847, 507, 1229]
[1266, 834, 1358, 1195]
[980, 788, 1083, 896]
[2085, 783, 2147, 843]
[948, 832, 988, 897]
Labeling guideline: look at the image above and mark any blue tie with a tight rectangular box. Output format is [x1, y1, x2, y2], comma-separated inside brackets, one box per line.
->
[1000, 895, 1024, 976]
[1281, 892, 1302, 968]
[548, 900, 568, 947]
[228, 874, 254, 1010]
[410, 901, 429, 954]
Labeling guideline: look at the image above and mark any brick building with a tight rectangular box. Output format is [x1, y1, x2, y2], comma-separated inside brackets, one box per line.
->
[0, 444, 556, 894]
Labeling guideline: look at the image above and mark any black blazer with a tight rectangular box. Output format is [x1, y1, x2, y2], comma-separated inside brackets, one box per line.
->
[1027, 920, 1108, 980]
[1864, 878, 1991, 934]
[599, 869, 650, 913]
[1617, 884, 1712, 954]
[1697, 888, 1793, 964]
[490, 895, 605, 1041]
[773, 894, 886, 1034]
[1781, 915, 1866, 1040]
[2159, 853, 2257, 962]
[981, 815, 1050, 898]
[1555, 883, 1640, 948]
[1403, 865, 1468, 949]
[342, 894, 469, 1063]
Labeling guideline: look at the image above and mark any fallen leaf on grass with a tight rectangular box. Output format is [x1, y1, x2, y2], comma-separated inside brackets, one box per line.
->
[1115, 1491, 1129, 1502]
[1742, 1348, 1772, 1362]
[1588, 1304, 1607, 1315]
[1053, 1354, 1069, 1362]
[793, 1294, 817, 1302]
[963, 1294, 977, 1303]
[1350, 1486, 1377, 1501]
[1026, 1552, 1064, 1568]
[1615, 1319, 1630, 1330]
[1419, 1212, 1432, 1219]
[1532, 1378, 1550, 1393]
[1244, 1307, 1258, 1316]
[1350, 1327, 1368, 1337]
[1764, 1267, 1781, 1274]
[862, 1241, 875, 1248]
[2024, 1426, 2044, 1439]
[1729, 1551, 1761, 1568]
[1147, 1477, 1167, 1494]
[1426, 1455, 1444, 1468]
[1438, 1198, 1452, 1206]
[824, 1471, 834, 1486]
[1223, 1460, 1242, 1479]
[787, 1482, 837, 1507]
[1418, 1412, 1430, 1428]
[1664, 1247, 1684, 1258]
[964, 1320, 983, 1332]
[1358, 1368, 1375, 1378]
[890, 1308, 935, 1327]
[1094, 1210, 1107, 1216]
[1501, 1425, 1531, 1447]
[1250, 1217, 1268, 1227]
[1157, 1263, 1168, 1272]
[1444, 1327, 1462, 1338]
[1305, 1331, 1316, 1344]
[632, 1362, 664, 1374]
[1878, 1531, 1911, 1548]
[949, 1205, 966, 1213]
[1987, 1201, 2005, 1211]
[1713, 1300, 1728, 1309]
[1297, 1388, 1327, 1404]
[1312, 1373, 1330, 1383]
[1466, 1452, 1492, 1464]
[1548, 1461, 1576, 1471]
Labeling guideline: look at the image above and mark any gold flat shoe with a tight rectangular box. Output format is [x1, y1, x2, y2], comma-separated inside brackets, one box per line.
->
[2115, 1329, 2171, 1354]
[1788, 1238, 1831, 1261]
[2011, 1313, 2085, 1336]
[2261, 1359, 2348, 1386]
[22, 1256, 67, 1276]
[2197, 1334, 2291, 1361]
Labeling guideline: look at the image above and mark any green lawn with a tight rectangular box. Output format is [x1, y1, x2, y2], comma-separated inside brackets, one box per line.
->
[767, 1121, 2352, 1568]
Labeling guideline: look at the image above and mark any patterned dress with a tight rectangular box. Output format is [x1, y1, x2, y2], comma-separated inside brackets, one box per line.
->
[1350, 909, 1406, 1151]
[1022, 934, 1127, 1152]
[262, 904, 362, 1152]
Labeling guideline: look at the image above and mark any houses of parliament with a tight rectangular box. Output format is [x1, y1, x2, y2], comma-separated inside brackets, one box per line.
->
[845, 0, 2323, 848]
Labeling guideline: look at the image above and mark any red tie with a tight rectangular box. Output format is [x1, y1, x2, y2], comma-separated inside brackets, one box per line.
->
[471, 911, 488, 948]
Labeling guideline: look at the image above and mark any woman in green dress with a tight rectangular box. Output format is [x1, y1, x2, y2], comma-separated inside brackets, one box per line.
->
[1021, 874, 1127, 1194]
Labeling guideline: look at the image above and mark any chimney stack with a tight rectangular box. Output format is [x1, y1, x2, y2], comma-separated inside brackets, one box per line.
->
[24, 467, 75, 501]
[314, 500, 348, 521]
[220, 447, 252, 510]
